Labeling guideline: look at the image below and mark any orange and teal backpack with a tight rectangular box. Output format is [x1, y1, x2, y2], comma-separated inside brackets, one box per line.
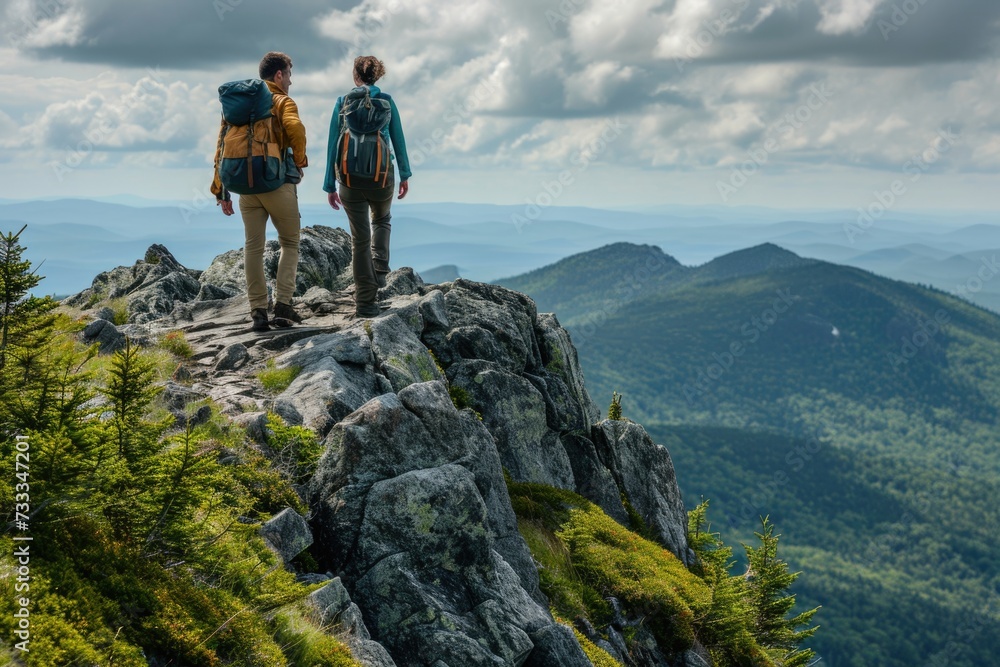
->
[215, 79, 287, 196]
[336, 86, 392, 187]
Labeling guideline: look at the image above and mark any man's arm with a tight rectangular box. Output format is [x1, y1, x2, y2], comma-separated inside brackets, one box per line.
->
[278, 96, 308, 168]
[210, 118, 231, 203]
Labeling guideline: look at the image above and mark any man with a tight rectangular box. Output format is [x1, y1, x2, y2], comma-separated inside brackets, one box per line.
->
[212, 51, 307, 332]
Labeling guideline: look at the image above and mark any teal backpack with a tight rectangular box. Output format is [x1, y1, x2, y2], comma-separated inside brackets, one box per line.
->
[336, 86, 392, 187]
[216, 79, 287, 195]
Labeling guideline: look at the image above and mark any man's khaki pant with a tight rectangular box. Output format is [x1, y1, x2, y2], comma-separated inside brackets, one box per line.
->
[239, 183, 301, 311]
[340, 181, 394, 310]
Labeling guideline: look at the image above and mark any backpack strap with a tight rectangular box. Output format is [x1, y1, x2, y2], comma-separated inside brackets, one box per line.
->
[340, 129, 351, 188]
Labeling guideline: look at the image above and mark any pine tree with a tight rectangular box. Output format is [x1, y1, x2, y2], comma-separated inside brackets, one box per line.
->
[98, 338, 171, 541]
[743, 516, 820, 666]
[689, 500, 769, 665]
[608, 391, 623, 420]
[0, 225, 56, 371]
[103, 337, 164, 464]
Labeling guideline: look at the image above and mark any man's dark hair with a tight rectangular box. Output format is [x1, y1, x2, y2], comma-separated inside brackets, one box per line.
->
[259, 52, 293, 81]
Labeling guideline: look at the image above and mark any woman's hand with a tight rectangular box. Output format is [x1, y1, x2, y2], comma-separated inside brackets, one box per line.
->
[328, 192, 342, 210]
[398, 180, 409, 199]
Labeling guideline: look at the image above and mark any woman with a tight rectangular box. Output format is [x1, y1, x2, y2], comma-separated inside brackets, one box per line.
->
[324, 55, 411, 318]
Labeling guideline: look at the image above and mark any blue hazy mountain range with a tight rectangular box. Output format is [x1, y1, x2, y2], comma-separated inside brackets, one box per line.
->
[4, 198, 999, 311]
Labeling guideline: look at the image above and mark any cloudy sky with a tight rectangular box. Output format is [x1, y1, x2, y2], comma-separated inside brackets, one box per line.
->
[1, 0, 998, 211]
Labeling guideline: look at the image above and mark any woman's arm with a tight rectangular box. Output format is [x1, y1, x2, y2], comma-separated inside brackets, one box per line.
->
[323, 98, 343, 194]
[386, 96, 411, 182]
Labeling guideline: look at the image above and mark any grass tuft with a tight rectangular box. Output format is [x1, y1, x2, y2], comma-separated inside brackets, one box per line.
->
[257, 359, 301, 393]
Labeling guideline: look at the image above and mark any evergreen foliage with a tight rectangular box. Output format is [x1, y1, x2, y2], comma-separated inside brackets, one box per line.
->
[265, 413, 325, 485]
[0, 225, 57, 371]
[662, 424, 1000, 666]
[0, 232, 360, 665]
[509, 481, 817, 665]
[505, 243, 1000, 665]
[742, 517, 819, 667]
[608, 391, 623, 421]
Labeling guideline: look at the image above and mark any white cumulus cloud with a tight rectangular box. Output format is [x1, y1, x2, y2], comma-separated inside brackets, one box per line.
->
[815, 0, 885, 35]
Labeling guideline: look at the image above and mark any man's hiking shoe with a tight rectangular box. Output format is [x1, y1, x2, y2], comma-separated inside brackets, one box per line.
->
[272, 301, 303, 328]
[251, 308, 270, 332]
[354, 303, 381, 318]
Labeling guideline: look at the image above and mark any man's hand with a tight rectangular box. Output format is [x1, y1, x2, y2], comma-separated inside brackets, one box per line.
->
[219, 199, 234, 216]
[328, 192, 342, 210]
[398, 180, 409, 200]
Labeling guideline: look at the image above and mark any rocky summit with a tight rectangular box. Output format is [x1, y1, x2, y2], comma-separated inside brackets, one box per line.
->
[65, 225, 699, 667]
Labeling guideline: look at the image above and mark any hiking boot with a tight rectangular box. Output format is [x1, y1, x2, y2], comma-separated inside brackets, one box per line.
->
[354, 303, 381, 318]
[251, 308, 270, 332]
[273, 301, 303, 327]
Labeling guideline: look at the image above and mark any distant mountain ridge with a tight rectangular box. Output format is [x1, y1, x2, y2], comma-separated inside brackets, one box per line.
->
[498, 242, 818, 326]
[499, 240, 1000, 666]
[7, 198, 1000, 313]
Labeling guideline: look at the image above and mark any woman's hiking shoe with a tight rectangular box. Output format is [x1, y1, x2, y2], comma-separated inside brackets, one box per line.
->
[273, 301, 303, 327]
[251, 308, 270, 332]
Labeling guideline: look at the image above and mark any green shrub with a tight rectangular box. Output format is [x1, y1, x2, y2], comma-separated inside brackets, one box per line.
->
[85, 290, 104, 308]
[509, 482, 789, 666]
[447, 384, 484, 420]
[0, 227, 337, 667]
[106, 297, 130, 325]
[160, 330, 194, 358]
[257, 359, 301, 393]
[608, 392, 623, 420]
[509, 483, 709, 654]
[449, 384, 473, 410]
[271, 606, 364, 666]
[265, 413, 324, 484]
[559, 506, 710, 653]
[567, 623, 623, 667]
